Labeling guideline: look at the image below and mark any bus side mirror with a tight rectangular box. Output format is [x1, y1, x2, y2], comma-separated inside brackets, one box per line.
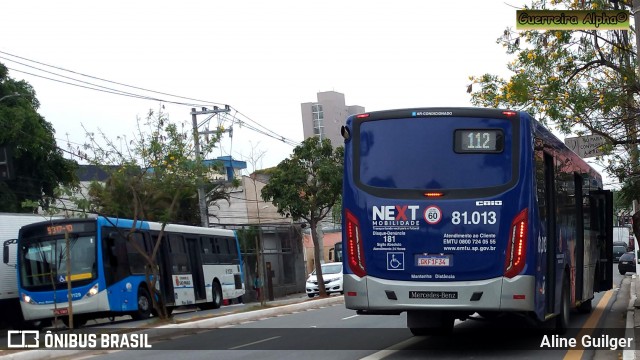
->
[2, 243, 8, 264]
[341, 126, 351, 141]
[3, 239, 16, 265]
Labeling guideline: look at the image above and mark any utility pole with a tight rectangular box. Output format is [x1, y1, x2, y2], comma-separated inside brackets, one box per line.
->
[191, 106, 230, 227]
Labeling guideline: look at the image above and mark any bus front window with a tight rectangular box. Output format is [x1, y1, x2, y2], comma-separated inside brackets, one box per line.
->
[19, 235, 97, 289]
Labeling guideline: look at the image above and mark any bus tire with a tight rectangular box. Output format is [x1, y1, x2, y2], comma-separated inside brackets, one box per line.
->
[132, 287, 152, 320]
[212, 281, 223, 309]
[556, 275, 570, 334]
[577, 299, 592, 314]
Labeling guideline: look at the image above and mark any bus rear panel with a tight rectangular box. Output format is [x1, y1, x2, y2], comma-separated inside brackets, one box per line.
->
[341, 108, 611, 330]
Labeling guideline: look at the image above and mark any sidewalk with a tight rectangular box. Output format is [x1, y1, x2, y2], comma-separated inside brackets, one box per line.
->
[628, 274, 640, 360]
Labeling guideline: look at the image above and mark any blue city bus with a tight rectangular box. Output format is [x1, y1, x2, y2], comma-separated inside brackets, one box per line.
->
[340, 108, 613, 335]
[16, 216, 244, 327]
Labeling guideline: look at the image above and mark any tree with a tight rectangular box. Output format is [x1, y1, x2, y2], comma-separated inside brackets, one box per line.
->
[71, 107, 230, 318]
[261, 137, 343, 297]
[0, 63, 78, 212]
[469, 0, 639, 205]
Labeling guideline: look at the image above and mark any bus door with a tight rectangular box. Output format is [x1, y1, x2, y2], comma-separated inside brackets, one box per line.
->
[542, 152, 557, 315]
[186, 237, 206, 301]
[155, 233, 175, 305]
[591, 189, 613, 292]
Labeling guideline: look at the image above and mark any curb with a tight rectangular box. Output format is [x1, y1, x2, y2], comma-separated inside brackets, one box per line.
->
[0, 296, 344, 360]
[624, 275, 637, 360]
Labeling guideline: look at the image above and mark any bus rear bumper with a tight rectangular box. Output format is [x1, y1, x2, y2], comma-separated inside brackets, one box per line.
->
[20, 290, 110, 321]
[344, 274, 535, 313]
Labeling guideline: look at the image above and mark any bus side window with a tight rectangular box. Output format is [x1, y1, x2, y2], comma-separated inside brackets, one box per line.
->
[103, 230, 129, 285]
[201, 237, 217, 264]
[169, 235, 190, 273]
[126, 232, 148, 274]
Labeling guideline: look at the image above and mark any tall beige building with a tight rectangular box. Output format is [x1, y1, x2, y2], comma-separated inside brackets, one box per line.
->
[300, 91, 364, 148]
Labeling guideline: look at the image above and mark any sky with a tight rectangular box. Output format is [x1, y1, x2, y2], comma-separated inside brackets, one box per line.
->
[3, 1, 606, 180]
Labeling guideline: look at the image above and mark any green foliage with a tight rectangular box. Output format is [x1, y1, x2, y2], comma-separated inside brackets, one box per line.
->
[236, 226, 259, 253]
[261, 137, 344, 225]
[261, 137, 343, 297]
[469, 0, 640, 201]
[0, 63, 78, 212]
[73, 108, 230, 225]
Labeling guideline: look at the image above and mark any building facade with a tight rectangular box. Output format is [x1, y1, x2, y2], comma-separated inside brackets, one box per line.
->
[300, 91, 364, 148]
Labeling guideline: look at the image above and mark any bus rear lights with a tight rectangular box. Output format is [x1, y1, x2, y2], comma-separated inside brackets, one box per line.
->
[21, 293, 35, 304]
[502, 110, 517, 117]
[513, 294, 526, 300]
[346, 209, 367, 278]
[85, 283, 99, 298]
[347, 291, 358, 297]
[504, 208, 528, 278]
[423, 192, 444, 198]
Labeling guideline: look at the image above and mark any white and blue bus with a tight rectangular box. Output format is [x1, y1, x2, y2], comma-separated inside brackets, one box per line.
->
[16, 216, 244, 327]
[341, 108, 613, 335]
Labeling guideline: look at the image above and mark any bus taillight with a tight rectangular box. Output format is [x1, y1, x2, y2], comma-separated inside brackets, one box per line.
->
[504, 208, 528, 278]
[345, 209, 366, 277]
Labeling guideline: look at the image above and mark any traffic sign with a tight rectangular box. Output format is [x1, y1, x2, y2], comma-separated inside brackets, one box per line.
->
[564, 134, 606, 158]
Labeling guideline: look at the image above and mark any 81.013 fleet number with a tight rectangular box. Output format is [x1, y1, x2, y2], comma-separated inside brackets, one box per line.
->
[451, 211, 497, 225]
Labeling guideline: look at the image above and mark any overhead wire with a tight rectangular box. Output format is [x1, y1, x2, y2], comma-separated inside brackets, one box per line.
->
[1, 50, 301, 147]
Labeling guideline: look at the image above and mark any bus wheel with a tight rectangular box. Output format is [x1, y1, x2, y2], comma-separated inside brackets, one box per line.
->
[212, 282, 223, 309]
[577, 299, 592, 314]
[556, 275, 570, 334]
[132, 288, 152, 320]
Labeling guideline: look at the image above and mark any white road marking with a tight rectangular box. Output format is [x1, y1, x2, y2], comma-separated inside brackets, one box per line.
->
[228, 336, 281, 350]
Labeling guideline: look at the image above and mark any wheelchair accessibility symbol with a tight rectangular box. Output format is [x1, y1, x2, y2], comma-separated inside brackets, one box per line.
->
[387, 252, 404, 271]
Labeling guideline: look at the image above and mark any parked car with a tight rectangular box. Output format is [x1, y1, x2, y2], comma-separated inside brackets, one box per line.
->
[618, 252, 636, 275]
[613, 245, 627, 262]
[613, 241, 628, 249]
[306, 262, 343, 298]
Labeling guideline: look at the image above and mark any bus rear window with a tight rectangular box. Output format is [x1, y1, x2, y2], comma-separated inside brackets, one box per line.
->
[357, 117, 514, 190]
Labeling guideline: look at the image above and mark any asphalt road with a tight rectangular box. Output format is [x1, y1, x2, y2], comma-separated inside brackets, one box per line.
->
[0, 267, 632, 360]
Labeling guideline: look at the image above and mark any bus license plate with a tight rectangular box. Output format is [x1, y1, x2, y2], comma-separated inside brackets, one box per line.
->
[416, 255, 451, 267]
[53, 308, 68, 316]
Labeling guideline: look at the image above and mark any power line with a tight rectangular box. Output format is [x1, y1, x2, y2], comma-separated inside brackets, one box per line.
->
[1, 50, 301, 147]
[7, 67, 206, 107]
[0, 50, 227, 106]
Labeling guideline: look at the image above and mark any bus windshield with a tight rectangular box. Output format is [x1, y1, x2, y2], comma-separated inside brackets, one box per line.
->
[19, 235, 97, 290]
[358, 117, 514, 190]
